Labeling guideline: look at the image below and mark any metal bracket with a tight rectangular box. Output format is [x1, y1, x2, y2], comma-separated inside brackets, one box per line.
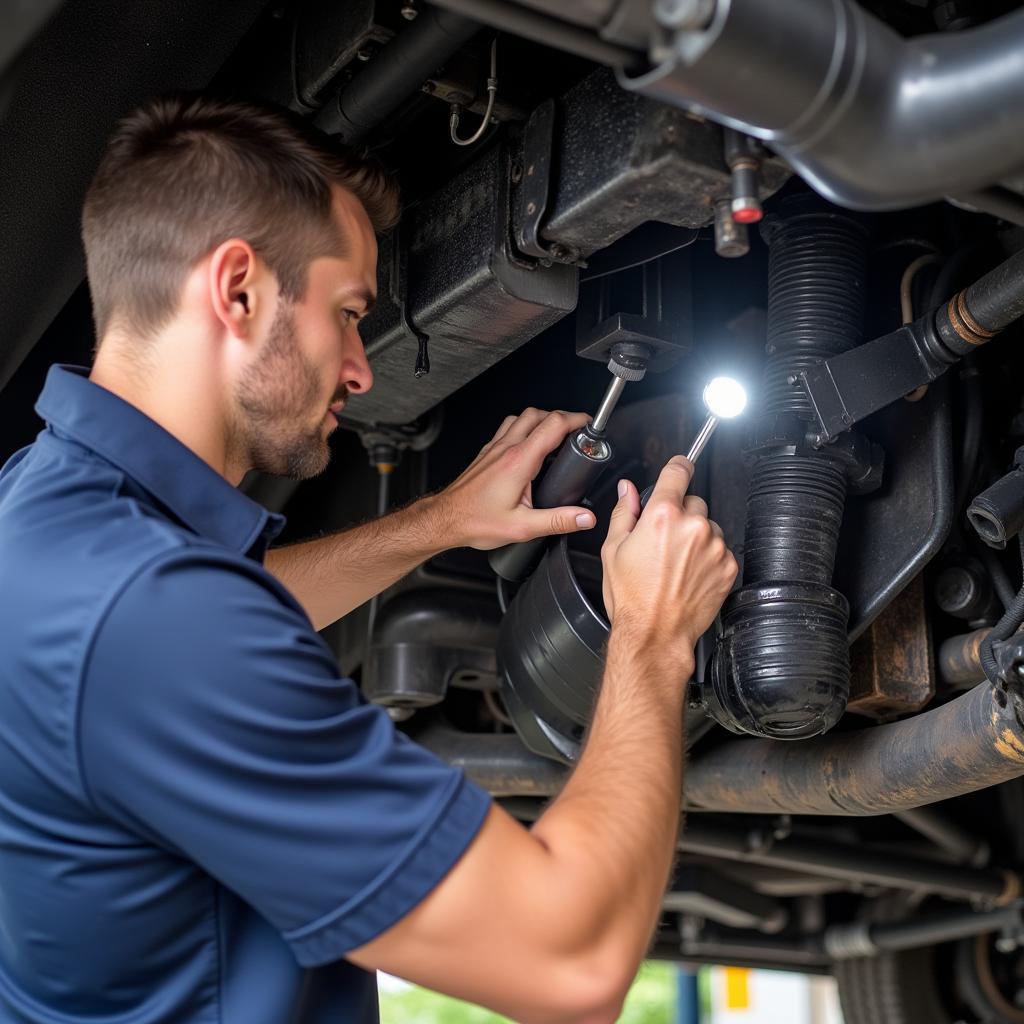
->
[512, 99, 579, 266]
[801, 318, 954, 442]
[575, 247, 691, 372]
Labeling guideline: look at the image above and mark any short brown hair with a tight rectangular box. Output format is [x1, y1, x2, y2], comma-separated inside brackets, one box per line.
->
[82, 94, 400, 340]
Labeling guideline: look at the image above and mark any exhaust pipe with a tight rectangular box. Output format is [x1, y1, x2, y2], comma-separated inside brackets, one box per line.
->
[419, 674, 1024, 816]
[621, 0, 1024, 210]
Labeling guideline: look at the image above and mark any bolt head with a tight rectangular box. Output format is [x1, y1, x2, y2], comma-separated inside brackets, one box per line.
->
[400, 2, 418, 19]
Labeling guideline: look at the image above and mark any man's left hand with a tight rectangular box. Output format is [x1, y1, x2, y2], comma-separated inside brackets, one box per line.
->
[435, 408, 597, 551]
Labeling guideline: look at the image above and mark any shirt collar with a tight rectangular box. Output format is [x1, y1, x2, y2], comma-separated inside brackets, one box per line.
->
[36, 365, 285, 557]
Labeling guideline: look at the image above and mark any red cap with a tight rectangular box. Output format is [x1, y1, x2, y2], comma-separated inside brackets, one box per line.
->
[732, 204, 763, 224]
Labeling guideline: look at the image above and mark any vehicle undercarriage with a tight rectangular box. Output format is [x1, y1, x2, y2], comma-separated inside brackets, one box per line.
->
[6, 1, 1024, 1019]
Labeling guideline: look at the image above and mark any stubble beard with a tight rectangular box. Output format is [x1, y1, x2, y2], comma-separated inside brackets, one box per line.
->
[235, 302, 335, 480]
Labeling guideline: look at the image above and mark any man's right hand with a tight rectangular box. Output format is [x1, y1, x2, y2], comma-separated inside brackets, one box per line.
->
[347, 455, 739, 1024]
[601, 456, 738, 675]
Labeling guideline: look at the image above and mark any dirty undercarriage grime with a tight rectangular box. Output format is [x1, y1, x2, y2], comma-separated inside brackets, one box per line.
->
[9, 0, 1024, 1017]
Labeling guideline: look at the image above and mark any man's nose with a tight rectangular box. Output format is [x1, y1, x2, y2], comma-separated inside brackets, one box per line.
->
[342, 330, 373, 394]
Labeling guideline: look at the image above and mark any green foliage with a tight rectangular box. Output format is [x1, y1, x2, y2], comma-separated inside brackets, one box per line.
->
[379, 961, 677, 1024]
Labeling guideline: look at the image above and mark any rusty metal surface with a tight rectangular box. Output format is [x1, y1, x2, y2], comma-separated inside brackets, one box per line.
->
[684, 678, 1024, 815]
[418, 676, 1024, 815]
[939, 627, 992, 688]
[413, 726, 567, 797]
[848, 573, 934, 717]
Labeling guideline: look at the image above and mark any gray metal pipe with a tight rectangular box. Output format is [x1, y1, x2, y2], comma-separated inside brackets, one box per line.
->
[314, 7, 480, 141]
[619, 0, 1024, 210]
[427, 0, 638, 68]
[684, 677, 1024, 816]
[678, 819, 1019, 906]
[684, 903, 1024, 966]
[895, 806, 990, 866]
[419, 676, 1024, 816]
[938, 626, 991, 688]
[414, 727, 567, 797]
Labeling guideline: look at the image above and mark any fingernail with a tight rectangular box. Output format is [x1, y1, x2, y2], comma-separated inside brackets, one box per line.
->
[576, 512, 595, 529]
[617, 480, 627, 499]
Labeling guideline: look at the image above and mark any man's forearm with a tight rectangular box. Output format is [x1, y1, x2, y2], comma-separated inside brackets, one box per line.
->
[530, 624, 689, 971]
[265, 495, 450, 631]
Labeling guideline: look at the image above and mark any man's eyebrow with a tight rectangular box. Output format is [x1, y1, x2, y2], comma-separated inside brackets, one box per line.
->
[344, 286, 376, 314]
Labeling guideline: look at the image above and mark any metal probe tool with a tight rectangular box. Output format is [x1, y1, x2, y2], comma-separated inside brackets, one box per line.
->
[685, 376, 748, 465]
[488, 344, 649, 583]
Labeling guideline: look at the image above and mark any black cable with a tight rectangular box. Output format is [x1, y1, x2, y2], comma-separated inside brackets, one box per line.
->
[978, 542, 1016, 611]
[580, 231, 699, 282]
[954, 362, 984, 517]
[980, 533, 1024, 684]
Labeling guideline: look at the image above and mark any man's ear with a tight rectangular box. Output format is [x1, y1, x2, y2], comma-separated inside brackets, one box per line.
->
[208, 239, 260, 339]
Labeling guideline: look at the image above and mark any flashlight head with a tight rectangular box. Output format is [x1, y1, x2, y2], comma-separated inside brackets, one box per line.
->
[703, 376, 747, 419]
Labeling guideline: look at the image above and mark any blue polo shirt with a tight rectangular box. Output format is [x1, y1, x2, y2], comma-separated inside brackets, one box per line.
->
[0, 365, 492, 1023]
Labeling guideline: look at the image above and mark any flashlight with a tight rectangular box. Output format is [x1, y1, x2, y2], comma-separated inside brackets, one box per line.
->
[686, 376, 748, 464]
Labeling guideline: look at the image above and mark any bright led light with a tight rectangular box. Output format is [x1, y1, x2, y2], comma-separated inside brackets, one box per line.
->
[703, 376, 747, 419]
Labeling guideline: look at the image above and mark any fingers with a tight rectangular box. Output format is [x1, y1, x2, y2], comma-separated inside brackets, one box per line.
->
[498, 407, 549, 447]
[487, 414, 518, 447]
[709, 519, 724, 541]
[511, 505, 596, 543]
[682, 495, 708, 519]
[500, 407, 585, 450]
[516, 409, 590, 464]
[603, 479, 640, 553]
[646, 455, 694, 510]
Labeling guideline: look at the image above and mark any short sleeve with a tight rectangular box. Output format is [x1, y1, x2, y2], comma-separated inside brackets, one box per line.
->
[78, 550, 492, 967]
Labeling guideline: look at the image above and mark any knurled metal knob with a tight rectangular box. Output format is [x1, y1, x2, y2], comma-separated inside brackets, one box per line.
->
[608, 356, 647, 382]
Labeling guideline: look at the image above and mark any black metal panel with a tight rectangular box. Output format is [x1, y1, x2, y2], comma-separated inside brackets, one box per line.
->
[542, 69, 789, 254]
[345, 140, 577, 425]
[835, 382, 953, 640]
[346, 67, 787, 427]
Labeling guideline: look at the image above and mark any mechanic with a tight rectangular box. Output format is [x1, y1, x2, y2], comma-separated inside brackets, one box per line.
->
[0, 95, 737, 1024]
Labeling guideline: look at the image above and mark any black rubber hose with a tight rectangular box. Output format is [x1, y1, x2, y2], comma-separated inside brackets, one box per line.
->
[934, 245, 1024, 357]
[761, 216, 871, 415]
[978, 544, 1016, 612]
[313, 7, 480, 141]
[980, 534, 1024, 683]
[428, 0, 639, 67]
[961, 247, 1024, 334]
[705, 201, 867, 739]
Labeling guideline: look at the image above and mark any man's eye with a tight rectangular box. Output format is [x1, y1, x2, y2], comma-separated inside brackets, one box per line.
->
[341, 310, 358, 326]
